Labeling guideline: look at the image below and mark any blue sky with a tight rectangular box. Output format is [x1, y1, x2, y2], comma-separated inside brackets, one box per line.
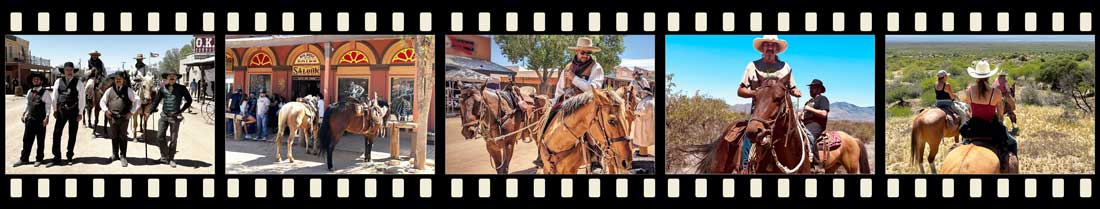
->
[886, 35, 1094, 42]
[489, 35, 656, 70]
[667, 35, 876, 107]
[17, 35, 194, 74]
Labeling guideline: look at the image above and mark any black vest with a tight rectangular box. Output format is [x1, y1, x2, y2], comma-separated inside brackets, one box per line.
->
[107, 87, 132, 117]
[26, 87, 47, 120]
[56, 78, 79, 110]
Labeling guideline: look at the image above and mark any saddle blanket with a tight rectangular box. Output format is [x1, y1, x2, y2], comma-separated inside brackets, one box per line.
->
[822, 131, 842, 151]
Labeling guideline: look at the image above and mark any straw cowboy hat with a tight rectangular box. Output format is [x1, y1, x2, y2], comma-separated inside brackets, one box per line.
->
[966, 60, 999, 79]
[88, 50, 101, 56]
[134, 54, 145, 60]
[568, 37, 602, 52]
[753, 35, 788, 54]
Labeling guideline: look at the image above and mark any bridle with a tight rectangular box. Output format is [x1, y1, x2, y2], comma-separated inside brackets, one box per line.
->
[543, 91, 631, 174]
[747, 80, 810, 174]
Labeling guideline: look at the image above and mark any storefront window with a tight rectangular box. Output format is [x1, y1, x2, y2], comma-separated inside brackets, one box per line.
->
[248, 74, 271, 94]
[337, 77, 369, 103]
[390, 77, 414, 121]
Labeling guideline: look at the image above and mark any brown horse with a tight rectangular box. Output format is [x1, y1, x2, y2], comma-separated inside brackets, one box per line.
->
[909, 101, 970, 174]
[130, 75, 156, 141]
[317, 94, 388, 171]
[696, 73, 813, 174]
[537, 90, 632, 174]
[457, 84, 547, 174]
[273, 101, 319, 162]
[84, 77, 111, 134]
[1000, 83, 1018, 130]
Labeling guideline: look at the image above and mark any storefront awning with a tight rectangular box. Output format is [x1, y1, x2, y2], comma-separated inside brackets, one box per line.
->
[445, 68, 499, 83]
[445, 55, 515, 76]
[182, 56, 216, 66]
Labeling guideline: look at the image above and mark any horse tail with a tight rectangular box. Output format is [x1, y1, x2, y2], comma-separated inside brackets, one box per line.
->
[858, 139, 870, 174]
[694, 138, 721, 174]
[318, 105, 335, 156]
[910, 115, 920, 166]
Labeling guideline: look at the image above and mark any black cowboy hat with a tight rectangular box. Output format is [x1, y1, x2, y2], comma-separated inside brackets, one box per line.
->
[160, 71, 183, 79]
[26, 74, 47, 85]
[62, 62, 75, 69]
[807, 79, 826, 93]
[109, 71, 129, 79]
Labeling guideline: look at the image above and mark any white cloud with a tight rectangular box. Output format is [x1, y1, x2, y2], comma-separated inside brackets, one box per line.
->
[618, 58, 655, 71]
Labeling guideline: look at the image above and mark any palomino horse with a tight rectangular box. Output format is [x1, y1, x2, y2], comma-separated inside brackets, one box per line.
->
[537, 90, 632, 174]
[940, 87, 1019, 174]
[910, 101, 971, 174]
[457, 84, 543, 174]
[696, 73, 815, 174]
[130, 75, 156, 141]
[317, 94, 388, 171]
[816, 131, 871, 173]
[273, 101, 320, 162]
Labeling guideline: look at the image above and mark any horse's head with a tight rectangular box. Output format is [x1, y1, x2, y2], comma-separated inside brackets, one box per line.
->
[746, 72, 793, 145]
[592, 90, 633, 173]
[457, 83, 486, 139]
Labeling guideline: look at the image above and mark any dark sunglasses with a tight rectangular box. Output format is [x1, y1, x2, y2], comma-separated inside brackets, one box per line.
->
[578, 51, 593, 56]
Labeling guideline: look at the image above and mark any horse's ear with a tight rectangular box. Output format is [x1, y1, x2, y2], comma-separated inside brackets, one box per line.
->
[781, 72, 791, 87]
[594, 90, 610, 103]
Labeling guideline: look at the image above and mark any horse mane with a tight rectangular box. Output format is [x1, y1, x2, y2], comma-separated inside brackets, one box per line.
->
[559, 92, 595, 117]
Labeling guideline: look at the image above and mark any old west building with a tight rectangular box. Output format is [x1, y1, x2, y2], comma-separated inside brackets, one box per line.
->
[226, 35, 434, 131]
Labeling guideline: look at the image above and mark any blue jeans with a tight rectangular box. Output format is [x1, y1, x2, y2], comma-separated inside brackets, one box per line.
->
[257, 114, 269, 140]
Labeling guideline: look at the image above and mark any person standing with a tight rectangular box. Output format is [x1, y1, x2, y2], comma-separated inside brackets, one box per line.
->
[256, 91, 271, 141]
[13, 74, 53, 167]
[49, 62, 86, 166]
[147, 72, 192, 168]
[100, 72, 140, 167]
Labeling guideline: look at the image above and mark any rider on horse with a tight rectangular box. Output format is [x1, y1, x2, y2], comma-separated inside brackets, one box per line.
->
[958, 60, 1018, 172]
[538, 37, 606, 169]
[801, 79, 829, 172]
[736, 35, 803, 173]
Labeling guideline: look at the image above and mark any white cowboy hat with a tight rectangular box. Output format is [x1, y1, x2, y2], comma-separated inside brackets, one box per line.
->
[753, 35, 788, 54]
[134, 54, 145, 59]
[88, 50, 101, 56]
[966, 60, 999, 79]
[568, 37, 602, 52]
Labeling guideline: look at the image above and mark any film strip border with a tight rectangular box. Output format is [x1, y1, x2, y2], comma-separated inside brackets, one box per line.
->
[7, 176, 1095, 199]
[7, 11, 1093, 33]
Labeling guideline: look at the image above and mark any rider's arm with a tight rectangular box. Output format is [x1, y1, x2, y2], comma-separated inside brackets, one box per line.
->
[946, 83, 956, 100]
[737, 85, 755, 98]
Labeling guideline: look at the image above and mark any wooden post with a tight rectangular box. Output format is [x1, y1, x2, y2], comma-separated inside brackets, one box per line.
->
[227, 113, 243, 141]
[389, 123, 399, 159]
[412, 35, 434, 169]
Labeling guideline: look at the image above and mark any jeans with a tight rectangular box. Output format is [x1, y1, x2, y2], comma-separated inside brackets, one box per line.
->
[257, 114, 269, 140]
[158, 114, 182, 161]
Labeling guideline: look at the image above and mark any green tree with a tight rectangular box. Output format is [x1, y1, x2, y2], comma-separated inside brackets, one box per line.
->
[494, 35, 624, 94]
[158, 48, 181, 77]
[180, 43, 193, 58]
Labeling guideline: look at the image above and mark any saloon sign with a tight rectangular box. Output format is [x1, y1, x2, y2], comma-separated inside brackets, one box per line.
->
[193, 35, 215, 55]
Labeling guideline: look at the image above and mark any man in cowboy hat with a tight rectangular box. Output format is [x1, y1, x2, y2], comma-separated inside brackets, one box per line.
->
[535, 36, 607, 169]
[13, 73, 53, 167]
[147, 71, 193, 168]
[49, 62, 86, 166]
[737, 35, 803, 172]
[134, 53, 147, 78]
[87, 50, 106, 82]
[555, 36, 606, 100]
[991, 71, 1017, 128]
[801, 79, 830, 172]
[100, 71, 140, 167]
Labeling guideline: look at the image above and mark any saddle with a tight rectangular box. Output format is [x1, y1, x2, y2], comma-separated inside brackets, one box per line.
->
[817, 131, 842, 151]
[959, 118, 1017, 172]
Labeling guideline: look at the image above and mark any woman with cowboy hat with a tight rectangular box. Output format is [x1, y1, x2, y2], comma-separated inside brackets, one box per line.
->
[99, 71, 140, 167]
[147, 71, 193, 168]
[13, 73, 54, 167]
[737, 35, 803, 171]
[958, 60, 1017, 171]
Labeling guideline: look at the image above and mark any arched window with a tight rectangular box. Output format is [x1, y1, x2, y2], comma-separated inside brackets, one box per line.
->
[390, 48, 415, 64]
[338, 50, 369, 64]
[249, 53, 272, 66]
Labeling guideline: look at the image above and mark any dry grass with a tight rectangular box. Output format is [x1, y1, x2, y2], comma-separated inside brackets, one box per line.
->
[886, 105, 1095, 174]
